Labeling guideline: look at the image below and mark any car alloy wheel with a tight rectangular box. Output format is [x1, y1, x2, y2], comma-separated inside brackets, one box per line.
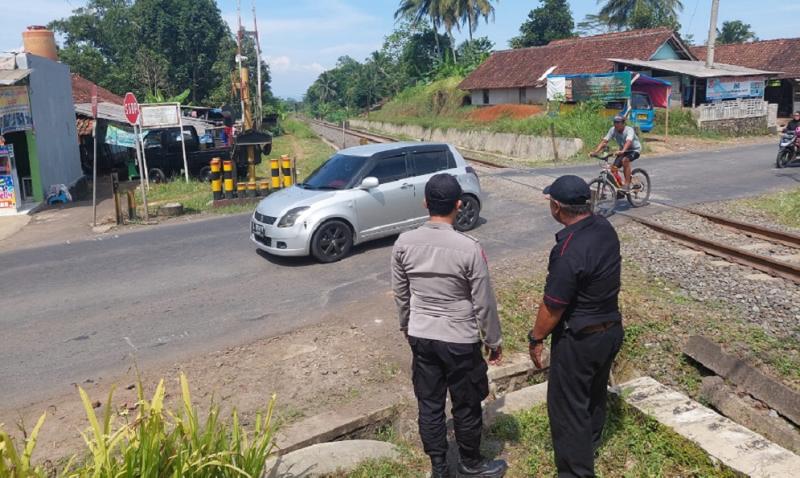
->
[311, 220, 353, 263]
[455, 195, 480, 232]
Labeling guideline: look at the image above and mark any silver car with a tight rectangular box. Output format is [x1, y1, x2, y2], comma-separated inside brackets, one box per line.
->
[250, 142, 483, 262]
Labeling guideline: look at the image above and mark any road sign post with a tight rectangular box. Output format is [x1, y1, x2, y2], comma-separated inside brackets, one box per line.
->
[91, 84, 98, 227]
[124, 92, 149, 222]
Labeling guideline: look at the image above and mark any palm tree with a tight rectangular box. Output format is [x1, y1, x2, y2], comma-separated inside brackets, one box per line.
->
[598, 0, 683, 30]
[395, 0, 447, 54]
[454, 0, 496, 41]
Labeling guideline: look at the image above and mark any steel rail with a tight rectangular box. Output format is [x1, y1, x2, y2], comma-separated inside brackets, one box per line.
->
[621, 213, 800, 284]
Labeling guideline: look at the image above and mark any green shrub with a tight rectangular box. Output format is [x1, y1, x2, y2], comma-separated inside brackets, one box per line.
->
[0, 374, 278, 478]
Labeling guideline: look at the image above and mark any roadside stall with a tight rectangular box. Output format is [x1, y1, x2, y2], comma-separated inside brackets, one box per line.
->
[0, 145, 20, 215]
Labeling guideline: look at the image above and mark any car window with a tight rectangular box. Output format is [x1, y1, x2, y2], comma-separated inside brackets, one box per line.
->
[632, 94, 652, 110]
[366, 154, 408, 184]
[303, 154, 369, 190]
[411, 150, 449, 176]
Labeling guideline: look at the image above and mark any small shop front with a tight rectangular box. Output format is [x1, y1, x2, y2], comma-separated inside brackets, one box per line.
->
[0, 77, 37, 215]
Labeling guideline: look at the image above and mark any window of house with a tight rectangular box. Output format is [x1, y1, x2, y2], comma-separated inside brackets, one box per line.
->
[519, 88, 527, 104]
[482, 89, 490, 104]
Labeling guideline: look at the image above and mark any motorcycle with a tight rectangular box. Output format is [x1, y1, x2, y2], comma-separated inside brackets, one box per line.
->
[776, 127, 800, 168]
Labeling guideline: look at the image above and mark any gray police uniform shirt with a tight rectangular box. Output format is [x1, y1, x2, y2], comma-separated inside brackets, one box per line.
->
[391, 221, 502, 349]
[605, 126, 641, 152]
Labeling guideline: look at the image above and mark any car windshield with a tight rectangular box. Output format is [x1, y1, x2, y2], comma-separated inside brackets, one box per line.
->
[300, 154, 369, 190]
[632, 94, 652, 110]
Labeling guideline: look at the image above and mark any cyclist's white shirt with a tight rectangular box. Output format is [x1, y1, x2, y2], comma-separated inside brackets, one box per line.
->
[605, 126, 641, 152]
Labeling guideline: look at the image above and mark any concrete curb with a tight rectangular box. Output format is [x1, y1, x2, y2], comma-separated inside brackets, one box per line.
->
[621, 376, 800, 477]
[264, 440, 401, 478]
[484, 382, 548, 426]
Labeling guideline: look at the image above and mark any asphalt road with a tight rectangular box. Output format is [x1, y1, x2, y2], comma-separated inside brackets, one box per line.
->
[2, 140, 797, 409]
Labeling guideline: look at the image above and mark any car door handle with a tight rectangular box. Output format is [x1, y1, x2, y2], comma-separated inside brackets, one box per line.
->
[401, 183, 413, 190]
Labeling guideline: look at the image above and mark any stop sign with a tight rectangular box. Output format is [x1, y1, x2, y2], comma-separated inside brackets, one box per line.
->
[123, 92, 140, 125]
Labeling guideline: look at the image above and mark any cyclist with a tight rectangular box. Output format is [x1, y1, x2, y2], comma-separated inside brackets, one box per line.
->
[590, 115, 641, 191]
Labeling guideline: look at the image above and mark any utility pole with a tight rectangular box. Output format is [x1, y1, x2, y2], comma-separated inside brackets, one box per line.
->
[706, 0, 720, 69]
[253, 0, 263, 131]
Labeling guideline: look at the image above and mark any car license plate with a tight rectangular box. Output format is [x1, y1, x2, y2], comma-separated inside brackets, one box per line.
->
[252, 222, 265, 236]
[637, 114, 648, 120]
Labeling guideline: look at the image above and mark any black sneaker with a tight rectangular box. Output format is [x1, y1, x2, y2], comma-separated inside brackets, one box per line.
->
[457, 458, 508, 477]
[430, 456, 450, 478]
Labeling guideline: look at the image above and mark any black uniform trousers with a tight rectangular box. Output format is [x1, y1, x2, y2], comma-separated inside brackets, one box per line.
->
[547, 323, 624, 478]
[409, 336, 489, 462]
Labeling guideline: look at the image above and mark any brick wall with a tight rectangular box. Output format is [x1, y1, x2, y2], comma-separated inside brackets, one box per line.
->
[698, 116, 768, 135]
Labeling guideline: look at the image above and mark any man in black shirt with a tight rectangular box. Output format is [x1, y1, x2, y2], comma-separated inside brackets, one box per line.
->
[529, 175, 624, 478]
[784, 111, 800, 133]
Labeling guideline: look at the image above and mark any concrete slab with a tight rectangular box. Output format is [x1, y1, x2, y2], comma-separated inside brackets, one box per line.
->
[684, 336, 800, 425]
[264, 439, 400, 478]
[622, 376, 800, 477]
[276, 401, 400, 455]
[484, 382, 548, 426]
[701, 376, 800, 454]
[0, 214, 30, 242]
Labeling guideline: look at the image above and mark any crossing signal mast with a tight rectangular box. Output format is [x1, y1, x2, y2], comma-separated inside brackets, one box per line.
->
[234, 0, 266, 182]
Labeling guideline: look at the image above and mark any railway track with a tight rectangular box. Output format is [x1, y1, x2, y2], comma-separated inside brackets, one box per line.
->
[622, 207, 800, 284]
[308, 118, 506, 169]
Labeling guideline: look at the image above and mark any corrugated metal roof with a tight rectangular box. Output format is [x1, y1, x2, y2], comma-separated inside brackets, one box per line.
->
[75, 102, 214, 133]
[609, 59, 776, 78]
[0, 69, 31, 85]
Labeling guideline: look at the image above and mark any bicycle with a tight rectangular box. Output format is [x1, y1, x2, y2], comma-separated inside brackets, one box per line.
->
[588, 151, 651, 217]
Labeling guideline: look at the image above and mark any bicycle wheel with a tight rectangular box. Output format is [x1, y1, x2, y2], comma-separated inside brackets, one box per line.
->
[589, 178, 616, 217]
[626, 168, 651, 208]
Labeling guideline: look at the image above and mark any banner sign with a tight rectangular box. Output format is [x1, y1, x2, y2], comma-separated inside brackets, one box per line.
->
[140, 103, 180, 128]
[0, 86, 33, 133]
[104, 124, 140, 148]
[548, 72, 632, 102]
[0, 145, 17, 210]
[707, 76, 765, 101]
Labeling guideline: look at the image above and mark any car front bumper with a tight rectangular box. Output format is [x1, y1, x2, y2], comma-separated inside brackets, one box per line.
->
[250, 217, 310, 257]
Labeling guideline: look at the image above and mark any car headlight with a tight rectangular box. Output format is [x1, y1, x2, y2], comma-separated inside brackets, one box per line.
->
[277, 206, 309, 228]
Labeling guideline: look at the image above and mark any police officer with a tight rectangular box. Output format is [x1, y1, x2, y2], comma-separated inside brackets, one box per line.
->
[528, 175, 624, 478]
[392, 173, 507, 478]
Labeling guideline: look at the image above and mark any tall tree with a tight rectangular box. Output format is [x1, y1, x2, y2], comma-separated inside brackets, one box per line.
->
[454, 0, 496, 40]
[598, 0, 683, 30]
[395, 0, 448, 54]
[510, 0, 575, 48]
[717, 20, 758, 44]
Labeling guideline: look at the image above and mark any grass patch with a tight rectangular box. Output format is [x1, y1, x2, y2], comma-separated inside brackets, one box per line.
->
[495, 256, 800, 396]
[741, 188, 800, 229]
[0, 374, 278, 477]
[487, 400, 738, 477]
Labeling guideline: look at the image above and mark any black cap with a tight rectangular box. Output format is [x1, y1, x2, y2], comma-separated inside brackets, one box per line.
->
[543, 175, 591, 205]
[425, 173, 462, 204]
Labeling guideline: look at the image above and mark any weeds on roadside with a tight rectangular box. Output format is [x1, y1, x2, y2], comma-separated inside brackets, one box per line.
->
[0, 373, 278, 478]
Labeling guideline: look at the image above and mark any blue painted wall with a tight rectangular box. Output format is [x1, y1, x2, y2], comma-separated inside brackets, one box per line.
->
[650, 42, 681, 60]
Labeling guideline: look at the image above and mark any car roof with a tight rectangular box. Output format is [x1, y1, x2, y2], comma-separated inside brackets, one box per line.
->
[338, 141, 451, 157]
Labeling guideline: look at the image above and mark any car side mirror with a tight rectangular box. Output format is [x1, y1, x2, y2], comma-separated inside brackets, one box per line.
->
[359, 176, 379, 189]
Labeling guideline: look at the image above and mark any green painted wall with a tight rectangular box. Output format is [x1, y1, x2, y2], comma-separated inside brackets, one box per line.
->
[26, 131, 43, 202]
[651, 43, 681, 60]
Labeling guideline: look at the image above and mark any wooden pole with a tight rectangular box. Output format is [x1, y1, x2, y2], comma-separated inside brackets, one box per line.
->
[91, 118, 98, 227]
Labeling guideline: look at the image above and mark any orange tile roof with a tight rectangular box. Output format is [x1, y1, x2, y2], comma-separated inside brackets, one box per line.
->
[691, 39, 800, 79]
[460, 28, 690, 90]
[71, 73, 123, 104]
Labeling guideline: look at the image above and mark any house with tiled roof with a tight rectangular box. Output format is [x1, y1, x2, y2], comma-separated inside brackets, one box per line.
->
[460, 28, 695, 106]
[691, 39, 800, 116]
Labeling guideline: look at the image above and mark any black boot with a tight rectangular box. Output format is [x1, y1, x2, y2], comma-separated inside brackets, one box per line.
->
[430, 455, 449, 478]
[457, 458, 508, 478]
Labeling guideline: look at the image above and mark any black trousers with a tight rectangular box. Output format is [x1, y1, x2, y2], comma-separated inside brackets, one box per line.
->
[547, 323, 624, 478]
[409, 336, 489, 462]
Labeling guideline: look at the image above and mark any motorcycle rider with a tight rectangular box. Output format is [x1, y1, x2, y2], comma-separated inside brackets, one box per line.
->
[783, 112, 800, 133]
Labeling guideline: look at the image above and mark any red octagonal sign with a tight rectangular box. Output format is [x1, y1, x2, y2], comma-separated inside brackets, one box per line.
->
[123, 92, 140, 125]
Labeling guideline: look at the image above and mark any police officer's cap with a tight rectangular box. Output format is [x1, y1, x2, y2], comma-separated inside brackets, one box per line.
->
[425, 173, 462, 204]
[544, 175, 591, 205]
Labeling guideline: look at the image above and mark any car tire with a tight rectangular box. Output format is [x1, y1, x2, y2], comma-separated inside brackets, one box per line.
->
[310, 219, 353, 263]
[148, 168, 167, 184]
[454, 195, 480, 232]
[199, 166, 213, 182]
